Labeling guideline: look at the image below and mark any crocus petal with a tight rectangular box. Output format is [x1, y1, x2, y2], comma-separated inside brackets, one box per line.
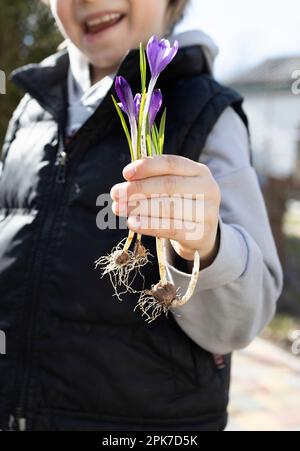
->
[134, 93, 142, 121]
[146, 36, 160, 78]
[161, 40, 179, 72]
[149, 89, 163, 127]
[118, 102, 126, 114]
[146, 36, 179, 78]
[115, 76, 135, 119]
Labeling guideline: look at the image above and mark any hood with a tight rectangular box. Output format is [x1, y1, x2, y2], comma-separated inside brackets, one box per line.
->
[171, 0, 219, 74]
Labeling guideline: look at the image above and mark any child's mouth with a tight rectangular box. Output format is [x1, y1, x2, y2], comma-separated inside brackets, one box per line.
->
[83, 12, 126, 38]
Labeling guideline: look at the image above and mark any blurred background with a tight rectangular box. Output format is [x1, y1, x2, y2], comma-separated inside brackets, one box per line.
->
[199, 0, 300, 339]
[0, 0, 300, 432]
[198, 0, 300, 431]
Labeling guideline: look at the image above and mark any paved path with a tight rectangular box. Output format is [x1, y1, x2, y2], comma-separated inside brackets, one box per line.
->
[227, 338, 300, 431]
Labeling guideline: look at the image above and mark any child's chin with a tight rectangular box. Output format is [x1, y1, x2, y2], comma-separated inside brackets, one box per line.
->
[87, 49, 126, 72]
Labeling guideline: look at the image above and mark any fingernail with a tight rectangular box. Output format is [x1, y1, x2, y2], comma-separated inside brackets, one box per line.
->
[123, 164, 136, 179]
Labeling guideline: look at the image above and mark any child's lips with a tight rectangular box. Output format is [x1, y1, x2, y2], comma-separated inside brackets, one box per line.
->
[82, 13, 126, 42]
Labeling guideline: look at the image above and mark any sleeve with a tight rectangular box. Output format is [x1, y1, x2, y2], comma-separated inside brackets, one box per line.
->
[165, 106, 284, 355]
[0, 94, 30, 175]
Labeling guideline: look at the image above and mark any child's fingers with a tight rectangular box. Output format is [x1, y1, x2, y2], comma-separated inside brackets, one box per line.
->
[127, 215, 205, 244]
[112, 197, 210, 224]
[110, 175, 213, 201]
[122, 154, 208, 181]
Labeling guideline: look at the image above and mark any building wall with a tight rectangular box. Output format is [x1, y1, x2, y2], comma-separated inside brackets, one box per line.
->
[239, 89, 300, 179]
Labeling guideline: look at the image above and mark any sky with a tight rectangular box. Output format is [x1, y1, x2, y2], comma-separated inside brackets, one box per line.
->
[186, 0, 300, 80]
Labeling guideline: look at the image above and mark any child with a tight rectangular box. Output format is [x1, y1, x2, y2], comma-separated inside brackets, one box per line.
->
[0, 0, 283, 431]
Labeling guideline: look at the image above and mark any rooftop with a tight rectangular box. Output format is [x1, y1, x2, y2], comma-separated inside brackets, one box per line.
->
[229, 55, 300, 90]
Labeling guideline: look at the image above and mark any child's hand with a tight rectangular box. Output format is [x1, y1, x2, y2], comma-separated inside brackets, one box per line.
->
[110, 155, 221, 266]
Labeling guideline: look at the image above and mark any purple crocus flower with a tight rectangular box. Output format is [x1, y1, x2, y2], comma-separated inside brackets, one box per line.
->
[119, 93, 142, 122]
[133, 90, 162, 127]
[146, 36, 179, 79]
[134, 93, 142, 121]
[115, 76, 138, 159]
[140, 36, 178, 157]
[149, 90, 163, 127]
[115, 76, 135, 119]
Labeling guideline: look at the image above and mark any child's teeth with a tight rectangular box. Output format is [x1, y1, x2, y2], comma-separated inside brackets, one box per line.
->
[87, 13, 122, 27]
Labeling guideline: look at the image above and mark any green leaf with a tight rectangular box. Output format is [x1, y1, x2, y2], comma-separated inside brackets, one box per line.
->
[146, 134, 152, 157]
[137, 89, 147, 158]
[111, 95, 135, 161]
[151, 123, 159, 155]
[158, 108, 167, 155]
[146, 116, 152, 157]
[139, 43, 147, 93]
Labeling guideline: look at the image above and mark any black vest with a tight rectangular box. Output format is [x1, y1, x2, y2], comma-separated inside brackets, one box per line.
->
[0, 45, 248, 431]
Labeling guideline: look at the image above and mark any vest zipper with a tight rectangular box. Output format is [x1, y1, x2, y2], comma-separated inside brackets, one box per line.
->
[55, 135, 68, 183]
[11, 128, 71, 430]
[10, 119, 103, 429]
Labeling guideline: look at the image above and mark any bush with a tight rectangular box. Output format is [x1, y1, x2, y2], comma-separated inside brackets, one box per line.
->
[0, 0, 61, 151]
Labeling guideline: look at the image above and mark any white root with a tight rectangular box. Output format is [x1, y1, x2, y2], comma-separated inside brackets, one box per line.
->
[134, 249, 201, 322]
[133, 289, 171, 323]
[94, 235, 137, 301]
[156, 237, 168, 284]
[94, 231, 152, 301]
[134, 234, 153, 288]
[123, 229, 136, 252]
[171, 250, 200, 308]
